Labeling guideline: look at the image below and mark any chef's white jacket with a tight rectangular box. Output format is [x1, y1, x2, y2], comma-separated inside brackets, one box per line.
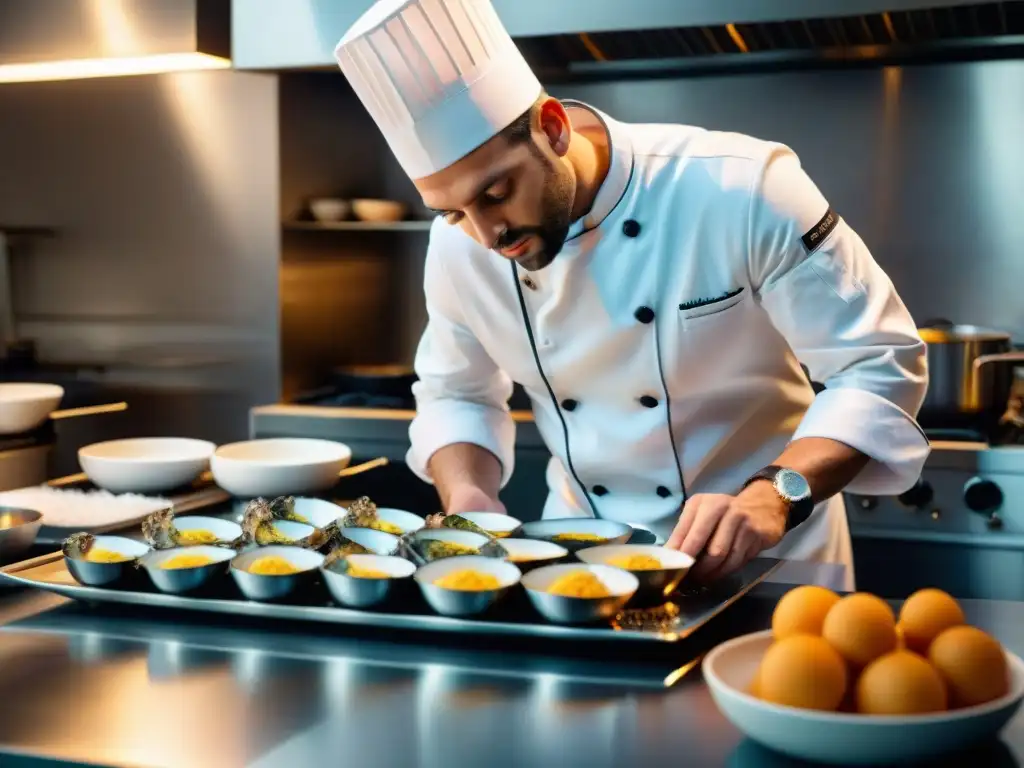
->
[407, 101, 929, 587]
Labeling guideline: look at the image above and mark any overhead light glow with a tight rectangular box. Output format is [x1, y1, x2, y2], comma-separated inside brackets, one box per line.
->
[0, 53, 231, 84]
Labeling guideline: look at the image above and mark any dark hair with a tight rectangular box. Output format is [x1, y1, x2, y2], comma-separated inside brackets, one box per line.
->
[500, 92, 548, 144]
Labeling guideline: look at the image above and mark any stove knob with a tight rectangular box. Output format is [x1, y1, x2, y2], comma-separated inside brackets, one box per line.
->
[857, 496, 878, 511]
[898, 480, 934, 509]
[964, 477, 1003, 514]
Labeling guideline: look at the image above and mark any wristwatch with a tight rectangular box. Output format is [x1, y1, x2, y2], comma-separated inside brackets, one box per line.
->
[743, 465, 814, 531]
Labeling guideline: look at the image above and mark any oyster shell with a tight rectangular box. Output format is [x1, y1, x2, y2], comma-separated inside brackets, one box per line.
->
[62, 532, 96, 560]
[340, 496, 380, 529]
[425, 513, 491, 537]
[403, 535, 504, 565]
[241, 498, 339, 549]
[267, 496, 311, 524]
[141, 508, 181, 549]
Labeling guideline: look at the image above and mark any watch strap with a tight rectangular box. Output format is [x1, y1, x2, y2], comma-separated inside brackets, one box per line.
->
[743, 465, 814, 531]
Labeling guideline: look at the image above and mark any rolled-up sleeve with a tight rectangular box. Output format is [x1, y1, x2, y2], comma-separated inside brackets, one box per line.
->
[748, 146, 929, 495]
[407, 220, 515, 486]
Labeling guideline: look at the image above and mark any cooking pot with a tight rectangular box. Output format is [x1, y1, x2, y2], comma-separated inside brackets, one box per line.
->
[918, 321, 1024, 435]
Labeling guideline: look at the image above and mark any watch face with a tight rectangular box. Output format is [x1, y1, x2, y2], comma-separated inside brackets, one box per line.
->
[775, 469, 811, 502]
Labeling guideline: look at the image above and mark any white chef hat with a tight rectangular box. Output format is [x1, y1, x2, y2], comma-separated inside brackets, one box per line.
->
[335, 0, 543, 180]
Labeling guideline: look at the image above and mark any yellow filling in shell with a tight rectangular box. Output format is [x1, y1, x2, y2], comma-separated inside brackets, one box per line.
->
[176, 529, 219, 546]
[160, 554, 215, 570]
[84, 548, 132, 564]
[547, 571, 611, 598]
[552, 532, 606, 543]
[347, 563, 389, 579]
[248, 556, 301, 576]
[607, 554, 663, 571]
[369, 519, 403, 535]
[433, 569, 501, 591]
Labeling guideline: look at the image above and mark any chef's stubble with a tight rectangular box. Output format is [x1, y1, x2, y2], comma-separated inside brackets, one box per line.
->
[506, 153, 575, 272]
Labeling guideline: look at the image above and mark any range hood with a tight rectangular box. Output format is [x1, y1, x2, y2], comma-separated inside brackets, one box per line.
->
[234, 0, 1024, 77]
[0, 0, 230, 83]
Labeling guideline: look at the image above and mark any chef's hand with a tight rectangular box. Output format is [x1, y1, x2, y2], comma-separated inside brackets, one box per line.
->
[445, 484, 508, 517]
[666, 482, 787, 582]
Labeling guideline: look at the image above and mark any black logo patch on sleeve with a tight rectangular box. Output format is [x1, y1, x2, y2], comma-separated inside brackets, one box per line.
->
[801, 207, 839, 253]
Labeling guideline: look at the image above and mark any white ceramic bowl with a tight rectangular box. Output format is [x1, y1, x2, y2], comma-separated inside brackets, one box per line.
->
[230, 545, 325, 602]
[498, 538, 568, 572]
[171, 515, 242, 546]
[78, 437, 215, 494]
[576, 544, 694, 599]
[351, 198, 407, 222]
[141, 545, 235, 594]
[309, 198, 350, 222]
[703, 629, 1024, 765]
[415, 556, 521, 617]
[337, 526, 402, 556]
[360, 507, 426, 535]
[0, 383, 64, 434]
[454, 511, 522, 538]
[322, 553, 416, 609]
[519, 518, 632, 552]
[211, 438, 352, 498]
[521, 563, 638, 624]
[64, 535, 150, 587]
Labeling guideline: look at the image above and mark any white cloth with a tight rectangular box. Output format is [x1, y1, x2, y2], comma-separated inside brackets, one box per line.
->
[335, 0, 542, 179]
[407, 102, 930, 578]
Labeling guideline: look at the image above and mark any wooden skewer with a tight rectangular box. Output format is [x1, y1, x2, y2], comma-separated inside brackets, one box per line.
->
[49, 402, 128, 420]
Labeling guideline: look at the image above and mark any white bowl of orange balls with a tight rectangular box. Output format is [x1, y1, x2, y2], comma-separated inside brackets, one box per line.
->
[703, 586, 1024, 765]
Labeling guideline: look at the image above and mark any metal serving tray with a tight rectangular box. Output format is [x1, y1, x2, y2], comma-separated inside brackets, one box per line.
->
[0, 551, 781, 644]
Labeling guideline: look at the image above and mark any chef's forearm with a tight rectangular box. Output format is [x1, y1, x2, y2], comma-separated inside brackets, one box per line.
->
[772, 437, 870, 502]
[427, 442, 504, 509]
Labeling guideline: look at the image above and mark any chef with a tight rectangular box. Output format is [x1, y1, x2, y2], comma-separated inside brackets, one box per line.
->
[335, 0, 928, 588]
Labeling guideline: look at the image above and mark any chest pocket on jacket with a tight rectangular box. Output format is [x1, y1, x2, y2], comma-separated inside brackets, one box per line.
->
[678, 286, 748, 324]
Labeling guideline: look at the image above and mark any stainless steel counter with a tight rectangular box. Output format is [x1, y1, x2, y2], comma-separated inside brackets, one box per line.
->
[1, 563, 1022, 768]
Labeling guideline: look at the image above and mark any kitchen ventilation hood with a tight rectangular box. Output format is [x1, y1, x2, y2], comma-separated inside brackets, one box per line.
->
[234, 0, 1024, 77]
[0, 0, 230, 83]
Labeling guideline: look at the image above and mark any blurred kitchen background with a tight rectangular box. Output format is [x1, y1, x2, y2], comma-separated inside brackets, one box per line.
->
[1, 0, 1024, 597]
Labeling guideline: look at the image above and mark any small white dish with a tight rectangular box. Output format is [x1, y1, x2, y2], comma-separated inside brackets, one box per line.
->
[454, 511, 522, 538]
[230, 545, 325, 602]
[521, 563, 638, 624]
[170, 515, 242, 546]
[78, 437, 215, 494]
[322, 553, 416, 609]
[498, 538, 568, 572]
[211, 438, 352, 498]
[338, 526, 402, 556]
[703, 629, 1024, 765]
[519, 518, 632, 551]
[361, 507, 426, 535]
[264, 520, 317, 545]
[64, 535, 150, 587]
[309, 197, 350, 222]
[575, 544, 693, 598]
[415, 555, 521, 617]
[141, 545, 235, 594]
[0, 383, 64, 435]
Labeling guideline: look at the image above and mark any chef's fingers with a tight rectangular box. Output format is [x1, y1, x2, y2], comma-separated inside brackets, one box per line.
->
[690, 504, 743, 578]
[680, 498, 729, 561]
[703, 530, 760, 582]
[666, 495, 702, 550]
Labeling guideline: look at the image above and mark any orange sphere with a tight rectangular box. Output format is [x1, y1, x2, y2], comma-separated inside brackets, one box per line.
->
[929, 626, 1009, 708]
[822, 593, 898, 668]
[856, 651, 948, 715]
[898, 589, 966, 654]
[758, 635, 848, 712]
[772, 585, 841, 640]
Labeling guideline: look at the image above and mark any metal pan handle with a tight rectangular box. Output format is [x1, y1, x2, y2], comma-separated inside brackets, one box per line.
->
[973, 352, 1024, 372]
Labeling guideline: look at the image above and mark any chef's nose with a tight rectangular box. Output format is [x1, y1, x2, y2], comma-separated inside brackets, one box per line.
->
[462, 209, 504, 249]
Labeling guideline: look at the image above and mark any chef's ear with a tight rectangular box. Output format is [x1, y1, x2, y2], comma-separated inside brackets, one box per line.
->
[536, 97, 571, 157]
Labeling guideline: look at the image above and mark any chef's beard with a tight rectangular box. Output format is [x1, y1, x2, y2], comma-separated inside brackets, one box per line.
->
[493, 162, 574, 272]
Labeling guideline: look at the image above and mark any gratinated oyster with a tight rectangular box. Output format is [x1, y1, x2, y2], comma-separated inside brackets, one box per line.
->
[141, 509, 243, 549]
[425, 513, 491, 537]
[241, 497, 338, 549]
[62, 532, 134, 564]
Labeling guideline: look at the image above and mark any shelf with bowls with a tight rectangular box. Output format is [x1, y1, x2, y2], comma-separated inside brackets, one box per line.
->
[282, 220, 433, 232]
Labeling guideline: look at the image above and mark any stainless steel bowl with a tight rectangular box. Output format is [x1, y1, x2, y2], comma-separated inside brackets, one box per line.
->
[415, 556, 521, 617]
[521, 563, 638, 624]
[321, 554, 416, 608]
[575, 544, 693, 600]
[141, 545, 236, 594]
[230, 545, 324, 602]
[0, 507, 42, 561]
[64, 535, 151, 587]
